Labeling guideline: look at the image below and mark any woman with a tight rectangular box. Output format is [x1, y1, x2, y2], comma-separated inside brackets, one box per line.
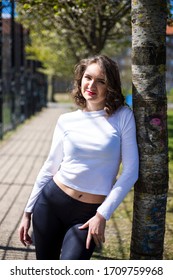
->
[18, 55, 139, 260]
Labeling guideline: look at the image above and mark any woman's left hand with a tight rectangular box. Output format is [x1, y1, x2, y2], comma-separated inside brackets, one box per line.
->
[78, 212, 106, 249]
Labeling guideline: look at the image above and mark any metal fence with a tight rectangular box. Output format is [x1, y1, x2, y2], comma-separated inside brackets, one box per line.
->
[0, 0, 48, 139]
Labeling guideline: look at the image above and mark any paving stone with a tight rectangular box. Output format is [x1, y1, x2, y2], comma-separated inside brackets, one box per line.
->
[0, 103, 70, 260]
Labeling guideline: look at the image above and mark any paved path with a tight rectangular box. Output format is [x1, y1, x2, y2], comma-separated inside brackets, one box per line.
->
[0, 103, 71, 260]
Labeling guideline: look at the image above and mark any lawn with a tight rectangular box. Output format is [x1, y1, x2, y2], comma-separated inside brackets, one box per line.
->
[164, 109, 173, 259]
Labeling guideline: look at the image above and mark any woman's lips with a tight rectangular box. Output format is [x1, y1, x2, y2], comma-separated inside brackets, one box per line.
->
[86, 90, 96, 96]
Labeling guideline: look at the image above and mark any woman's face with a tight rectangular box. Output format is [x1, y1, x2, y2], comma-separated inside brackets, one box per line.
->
[81, 63, 107, 110]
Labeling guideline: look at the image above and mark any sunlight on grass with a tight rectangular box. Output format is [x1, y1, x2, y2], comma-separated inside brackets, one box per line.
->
[164, 109, 173, 259]
[54, 92, 72, 103]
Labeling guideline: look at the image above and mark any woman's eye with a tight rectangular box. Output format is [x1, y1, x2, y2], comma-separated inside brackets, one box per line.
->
[84, 75, 91, 80]
[98, 80, 105, 84]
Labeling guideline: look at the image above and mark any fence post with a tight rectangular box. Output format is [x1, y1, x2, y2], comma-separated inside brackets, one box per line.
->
[19, 24, 25, 122]
[10, 0, 16, 129]
[0, 1, 3, 139]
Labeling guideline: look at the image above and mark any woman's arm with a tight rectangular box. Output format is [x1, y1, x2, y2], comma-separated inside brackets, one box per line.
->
[18, 212, 32, 246]
[24, 116, 64, 213]
[97, 109, 139, 220]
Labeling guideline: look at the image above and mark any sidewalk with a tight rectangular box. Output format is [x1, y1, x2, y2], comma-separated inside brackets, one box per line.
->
[0, 103, 71, 260]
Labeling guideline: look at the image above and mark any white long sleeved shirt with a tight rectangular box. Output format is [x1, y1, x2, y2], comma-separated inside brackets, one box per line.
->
[25, 106, 139, 220]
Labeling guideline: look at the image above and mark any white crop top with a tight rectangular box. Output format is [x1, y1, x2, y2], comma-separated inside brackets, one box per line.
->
[25, 106, 139, 220]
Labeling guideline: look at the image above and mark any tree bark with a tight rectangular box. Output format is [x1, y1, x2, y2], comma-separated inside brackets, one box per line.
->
[130, 0, 169, 259]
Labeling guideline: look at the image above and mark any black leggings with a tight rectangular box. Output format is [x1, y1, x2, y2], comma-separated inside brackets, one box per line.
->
[32, 179, 100, 260]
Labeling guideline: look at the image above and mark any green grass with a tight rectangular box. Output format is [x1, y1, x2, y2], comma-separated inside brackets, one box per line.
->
[164, 109, 173, 259]
[168, 110, 173, 179]
[168, 89, 173, 104]
[3, 107, 11, 126]
[54, 92, 72, 103]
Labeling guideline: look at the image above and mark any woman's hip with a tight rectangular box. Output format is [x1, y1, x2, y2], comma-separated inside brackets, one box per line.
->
[34, 179, 101, 224]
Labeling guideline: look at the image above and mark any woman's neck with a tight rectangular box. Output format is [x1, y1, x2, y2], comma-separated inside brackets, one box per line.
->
[84, 102, 105, 112]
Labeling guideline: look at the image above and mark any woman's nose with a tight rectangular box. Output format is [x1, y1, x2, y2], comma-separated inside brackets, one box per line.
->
[88, 79, 96, 89]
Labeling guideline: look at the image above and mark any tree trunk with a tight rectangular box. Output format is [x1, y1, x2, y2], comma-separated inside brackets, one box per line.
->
[130, 0, 169, 259]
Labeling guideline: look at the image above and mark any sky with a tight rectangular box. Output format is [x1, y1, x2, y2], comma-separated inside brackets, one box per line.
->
[1, 0, 17, 18]
[170, 0, 173, 14]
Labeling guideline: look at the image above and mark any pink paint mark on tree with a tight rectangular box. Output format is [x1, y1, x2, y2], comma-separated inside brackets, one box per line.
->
[150, 118, 161, 126]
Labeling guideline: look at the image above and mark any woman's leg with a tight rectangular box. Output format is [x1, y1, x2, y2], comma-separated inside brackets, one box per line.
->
[32, 182, 65, 260]
[60, 223, 96, 260]
[33, 179, 101, 260]
[57, 188, 101, 260]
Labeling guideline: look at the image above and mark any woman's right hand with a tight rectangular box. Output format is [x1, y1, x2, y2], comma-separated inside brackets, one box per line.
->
[18, 212, 32, 246]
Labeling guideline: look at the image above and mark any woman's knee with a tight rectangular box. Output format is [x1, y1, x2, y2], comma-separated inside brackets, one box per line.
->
[60, 224, 95, 260]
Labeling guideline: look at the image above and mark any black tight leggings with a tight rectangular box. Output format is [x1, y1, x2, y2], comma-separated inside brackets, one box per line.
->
[32, 179, 100, 260]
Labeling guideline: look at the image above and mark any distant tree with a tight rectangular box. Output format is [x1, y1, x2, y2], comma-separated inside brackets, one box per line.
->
[25, 31, 76, 101]
[130, 0, 169, 259]
[17, 0, 131, 61]
[16, 0, 132, 100]
[26, 31, 76, 79]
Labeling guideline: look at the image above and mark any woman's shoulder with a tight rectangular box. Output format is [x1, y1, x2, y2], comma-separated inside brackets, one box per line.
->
[109, 105, 135, 131]
[112, 105, 133, 119]
[58, 109, 80, 123]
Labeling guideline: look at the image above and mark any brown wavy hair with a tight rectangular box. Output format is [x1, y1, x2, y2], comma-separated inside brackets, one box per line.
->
[71, 55, 125, 116]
